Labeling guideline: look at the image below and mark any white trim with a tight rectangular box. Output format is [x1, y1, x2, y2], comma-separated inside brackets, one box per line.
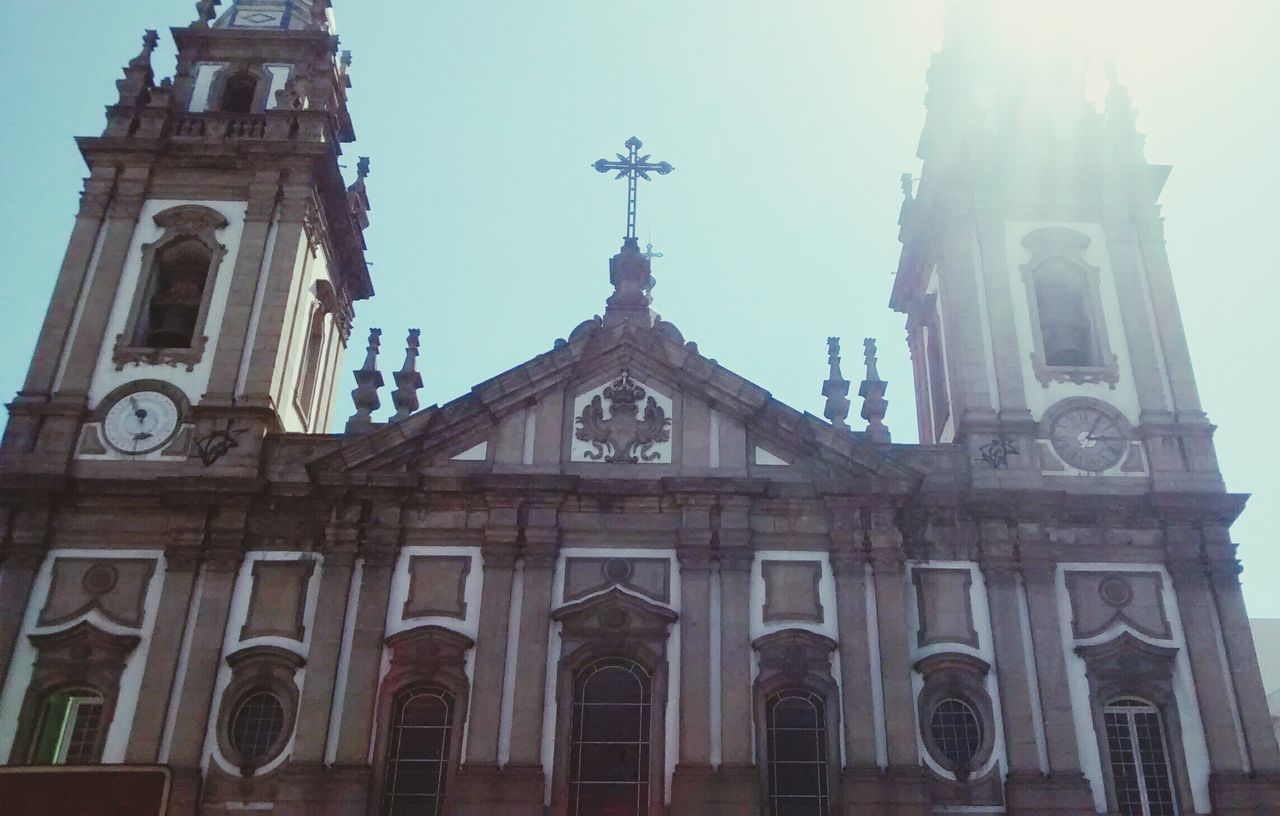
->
[709, 409, 721, 468]
[866, 564, 888, 768]
[1017, 575, 1050, 774]
[202, 550, 322, 778]
[52, 211, 111, 393]
[234, 210, 279, 399]
[1056, 562, 1212, 814]
[0, 548, 164, 763]
[709, 566, 722, 768]
[971, 228, 1001, 411]
[497, 559, 525, 765]
[160, 563, 206, 763]
[324, 558, 364, 765]
[522, 408, 536, 466]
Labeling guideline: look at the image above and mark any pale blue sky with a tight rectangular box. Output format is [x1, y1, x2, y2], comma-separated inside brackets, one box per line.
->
[1, 1, 1276, 615]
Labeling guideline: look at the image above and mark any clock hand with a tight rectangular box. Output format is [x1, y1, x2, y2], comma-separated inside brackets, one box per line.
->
[1087, 414, 1103, 438]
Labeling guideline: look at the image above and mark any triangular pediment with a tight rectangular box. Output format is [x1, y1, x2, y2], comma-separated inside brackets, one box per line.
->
[308, 318, 922, 490]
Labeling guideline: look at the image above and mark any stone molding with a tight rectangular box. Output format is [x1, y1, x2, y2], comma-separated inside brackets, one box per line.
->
[215, 645, 305, 776]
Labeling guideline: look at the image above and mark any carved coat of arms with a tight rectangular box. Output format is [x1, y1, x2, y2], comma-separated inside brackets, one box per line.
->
[574, 372, 672, 463]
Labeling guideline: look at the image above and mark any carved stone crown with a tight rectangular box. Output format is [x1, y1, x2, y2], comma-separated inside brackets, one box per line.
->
[602, 371, 646, 411]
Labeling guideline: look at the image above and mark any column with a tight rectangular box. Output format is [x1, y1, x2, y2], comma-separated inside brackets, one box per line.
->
[163, 538, 242, 814]
[980, 552, 1041, 774]
[328, 506, 399, 816]
[1163, 525, 1246, 773]
[670, 497, 715, 812]
[55, 168, 150, 395]
[1203, 526, 1280, 773]
[0, 506, 50, 692]
[202, 172, 282, 403]
[1018, 547, 1086, 777]
[124, 527, 203, 762]
[454, 498, 520, 813]
[278, 540, 357, 814]
[504, 503, 560, 810]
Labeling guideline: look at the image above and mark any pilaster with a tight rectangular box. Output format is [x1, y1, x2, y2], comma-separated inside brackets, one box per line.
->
[123, 522, 204, 762]
[670, 496, 716, 807]
[826, 499, 877, 770]
[0, 505, 51, 693]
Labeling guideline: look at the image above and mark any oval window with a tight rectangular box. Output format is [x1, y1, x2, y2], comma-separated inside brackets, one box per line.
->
[229, 689, 286, 764]
[929, 697, 983, 766]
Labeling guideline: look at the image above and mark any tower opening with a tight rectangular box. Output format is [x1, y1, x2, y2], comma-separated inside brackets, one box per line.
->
[1035, 262, 1094, 367]
[137, 238, 211, 349]
[220, 71, 258, 114]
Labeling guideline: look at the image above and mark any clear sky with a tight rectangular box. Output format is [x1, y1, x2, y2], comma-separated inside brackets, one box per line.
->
[1, 1, 1276, 615]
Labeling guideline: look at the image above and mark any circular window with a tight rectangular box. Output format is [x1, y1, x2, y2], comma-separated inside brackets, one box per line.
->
[229, 690, 286, 765]
[929, 698, 983, 766]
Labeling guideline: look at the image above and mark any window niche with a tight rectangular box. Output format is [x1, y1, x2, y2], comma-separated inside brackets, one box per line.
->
[373, 625, 474, 816]
[206, 64, 274, 114]
[113, 205, 228, 371]
[214, 646, 304, 776]
[752, 629, 842, 816]
[1074, 633, 1191, 816]
[1019, 226, 1119, 387]
[10, 621, 140, 765]
[913, 653, 1003, 806]
[550, 588, 676, 816]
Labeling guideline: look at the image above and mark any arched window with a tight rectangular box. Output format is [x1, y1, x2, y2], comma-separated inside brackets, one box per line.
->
[220, 71, 258, 113]
[29, 689, 104, 765]
[765, 689, 831, 816]
[568, 658, 652, 816]
[1035, 262, 1095, 367]
[381, 687, 455, 816]
[1103, 698, 1177, 816]
[136, 237, 212, 349]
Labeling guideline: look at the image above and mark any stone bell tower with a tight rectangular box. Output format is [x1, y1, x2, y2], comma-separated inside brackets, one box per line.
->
[1, 0, 372, 474]
[891, 4, 1219, 493]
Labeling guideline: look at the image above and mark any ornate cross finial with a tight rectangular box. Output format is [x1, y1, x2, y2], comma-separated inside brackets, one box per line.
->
[822, 337, 851, 429]
[193, 0, 221, 27]
[859, 337, 890, 444]
[593, 137, 674, 242]
[391, 329, 423, 423]
[642, 242, 664, 261]
[346, 328, 384, 434]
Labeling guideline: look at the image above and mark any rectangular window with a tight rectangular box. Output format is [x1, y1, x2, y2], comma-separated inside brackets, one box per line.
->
[30, 692, 104, 765]
[1103, 699, 1177, 816]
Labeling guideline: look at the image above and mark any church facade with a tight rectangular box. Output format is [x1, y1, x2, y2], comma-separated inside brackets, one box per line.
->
[0, 2, 1277, 815]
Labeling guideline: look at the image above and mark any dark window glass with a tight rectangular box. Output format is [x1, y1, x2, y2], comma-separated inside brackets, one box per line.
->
[229, 690, 285, 764]
[766, 689, 830, 816]
[1036, 263, 1095, 367]
[569, 658, 651, 816]
[925, 315, 949, 440]
[929, 697, 982, 766]
[30, 691, 103, 765]
[221, 72, 258, 113]
[381, 687, 455, 816]
[137, 237, 210, 348]
[1104, 698, 1177, 816]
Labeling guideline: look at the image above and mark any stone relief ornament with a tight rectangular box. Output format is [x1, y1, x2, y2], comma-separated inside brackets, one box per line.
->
[573, 371, 672, 464]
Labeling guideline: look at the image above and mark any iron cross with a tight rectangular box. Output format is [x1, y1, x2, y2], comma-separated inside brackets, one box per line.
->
[593, 137, 674, 240]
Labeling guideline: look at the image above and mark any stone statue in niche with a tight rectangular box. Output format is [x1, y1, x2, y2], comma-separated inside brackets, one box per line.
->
[574, 371, 671, 463]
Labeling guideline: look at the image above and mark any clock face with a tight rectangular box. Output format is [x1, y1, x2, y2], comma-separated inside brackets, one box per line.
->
[1049, 405, 1128, 472]
[102, 390, 181, 455]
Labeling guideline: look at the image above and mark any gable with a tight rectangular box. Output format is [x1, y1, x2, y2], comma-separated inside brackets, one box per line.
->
[309, 320, 921, 489]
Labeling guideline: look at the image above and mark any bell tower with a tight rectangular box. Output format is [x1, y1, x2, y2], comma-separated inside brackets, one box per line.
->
[1, 0, 372, 472]
[890, 5, 1220, 491]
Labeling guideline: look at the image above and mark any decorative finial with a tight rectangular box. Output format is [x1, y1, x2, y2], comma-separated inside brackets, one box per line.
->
[357, 156, 371, 181]
[391, 329, 423, 423]
[341, 50, 353, 71]
[116, 30, 159, 107]
[192, 0, 221, 28]
[898, 173, 916, 229]
[346, 328, 384, 434]
[347, 157, 372, 230]
[822, 337, 851, 429]
[592, 136, 674, 241]
[858, 338, 890, 444]
[642, 242, 664, 261]
[309, 0, 331, 30]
